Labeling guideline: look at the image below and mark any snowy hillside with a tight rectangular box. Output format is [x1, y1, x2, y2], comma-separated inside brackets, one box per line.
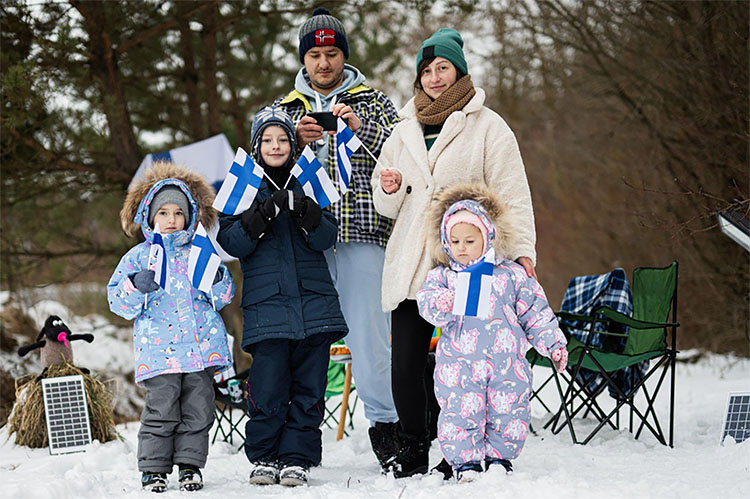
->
[1, 297, 748, 498]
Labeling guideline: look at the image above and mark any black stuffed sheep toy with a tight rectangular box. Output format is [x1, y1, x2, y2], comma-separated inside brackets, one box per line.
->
[18, 315, 94, 375]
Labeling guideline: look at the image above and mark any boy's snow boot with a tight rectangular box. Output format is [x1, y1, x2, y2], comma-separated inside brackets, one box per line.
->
[392, 432, 430, 478]
[279, 464, 309, 487]
[455, 461, 483, 483]
[484, 458, 513, 474]
[368, 421, 400, 472]
[141, 472, 168, 493]
[249, 461, 280, 485]
[178, 465, 203, 491]
[430, 458, 454, 480]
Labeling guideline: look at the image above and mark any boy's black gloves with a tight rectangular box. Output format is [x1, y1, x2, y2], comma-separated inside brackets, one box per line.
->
[241, 197, 279, 239]
[290, 194, 322, 233]
[270, 189, 293, 211]
[132, 270, 159, 293]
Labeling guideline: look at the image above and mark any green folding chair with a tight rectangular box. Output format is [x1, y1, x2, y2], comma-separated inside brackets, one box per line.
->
[532, 261, 680, 446]
[322, 341, 358, 439]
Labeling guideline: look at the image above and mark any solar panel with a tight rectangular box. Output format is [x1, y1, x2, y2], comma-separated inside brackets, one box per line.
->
[721, 391, 750, 445]
[41, 375, 92, 455]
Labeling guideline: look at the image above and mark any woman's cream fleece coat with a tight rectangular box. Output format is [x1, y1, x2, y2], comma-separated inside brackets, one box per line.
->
[371, 87, 536, 312]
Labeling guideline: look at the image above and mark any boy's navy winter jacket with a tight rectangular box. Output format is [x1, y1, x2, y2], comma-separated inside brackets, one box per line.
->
[217, 178, 348, 350]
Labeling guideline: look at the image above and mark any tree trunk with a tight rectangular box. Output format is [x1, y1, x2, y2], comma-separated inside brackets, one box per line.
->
[202, 4, 221, 136]
[178, 1, 204, 140]
[71, 0, 141, 180]
[229, 87, 248, 148]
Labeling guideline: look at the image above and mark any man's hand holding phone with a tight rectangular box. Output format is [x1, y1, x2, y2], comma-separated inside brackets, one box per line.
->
[297, 104, 361, 148]
[331, 103, 361, 133]
[297, 115, 325, 148]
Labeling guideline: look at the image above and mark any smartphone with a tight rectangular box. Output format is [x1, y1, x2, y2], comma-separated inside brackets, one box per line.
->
[307, 111, 339, 131]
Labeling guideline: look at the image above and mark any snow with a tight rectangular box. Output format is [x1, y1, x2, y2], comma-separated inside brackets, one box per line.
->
[1, 301, 748, 498]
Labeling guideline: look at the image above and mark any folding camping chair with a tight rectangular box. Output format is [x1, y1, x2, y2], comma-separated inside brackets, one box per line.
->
[536, 261, 680, 446]
[322, 341, 358, 440]
[212, 368, 250, 451]
[529, 267, 637, 434]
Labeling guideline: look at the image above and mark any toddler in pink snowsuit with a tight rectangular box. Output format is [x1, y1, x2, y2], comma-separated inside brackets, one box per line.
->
[416, 183, 568, 481]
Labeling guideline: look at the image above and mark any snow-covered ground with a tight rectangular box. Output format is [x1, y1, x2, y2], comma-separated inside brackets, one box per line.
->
[1, 298, 748, 498]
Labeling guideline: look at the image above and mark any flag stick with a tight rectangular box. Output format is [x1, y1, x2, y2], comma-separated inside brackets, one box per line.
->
[262, 170, 281, 191]
[282, 172, 294, 190]
[144, 252, 153, 309]
[360, 143, 381, 166]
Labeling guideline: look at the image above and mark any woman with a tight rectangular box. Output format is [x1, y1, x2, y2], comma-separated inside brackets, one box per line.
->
[371, 28, 537, 478]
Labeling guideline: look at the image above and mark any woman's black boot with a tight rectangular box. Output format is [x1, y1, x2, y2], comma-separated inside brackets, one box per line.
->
[392, 432, 430, 478]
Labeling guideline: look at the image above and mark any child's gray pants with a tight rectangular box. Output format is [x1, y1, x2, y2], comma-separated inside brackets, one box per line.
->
[137, 368, 215, 473]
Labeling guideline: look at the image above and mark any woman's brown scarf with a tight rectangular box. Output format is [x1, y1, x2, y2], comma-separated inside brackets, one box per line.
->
[414, 74, 476, 125]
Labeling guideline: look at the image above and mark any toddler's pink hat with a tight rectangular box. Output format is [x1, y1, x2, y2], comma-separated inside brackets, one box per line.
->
[446, 210, 488, 255]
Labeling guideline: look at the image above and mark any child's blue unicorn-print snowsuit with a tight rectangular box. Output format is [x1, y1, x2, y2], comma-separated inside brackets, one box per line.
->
[416, 185, 566, 469]
[108, 173, 235, 384]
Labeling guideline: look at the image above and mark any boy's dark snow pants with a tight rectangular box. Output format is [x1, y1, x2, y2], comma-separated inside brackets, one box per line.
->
[243, 333, 335, 467]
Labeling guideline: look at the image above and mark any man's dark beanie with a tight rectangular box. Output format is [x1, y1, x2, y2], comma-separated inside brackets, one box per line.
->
[298, 7, 349, 63]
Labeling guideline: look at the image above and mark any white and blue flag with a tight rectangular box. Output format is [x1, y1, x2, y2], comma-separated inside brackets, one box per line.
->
[291, 146, 341, 209]
[148, 223, 170, 294]
[188, 222, 222, 293]
[335, 117, 362, 193]
[452, 248, 496, 318]
[213, 147, 264, 215]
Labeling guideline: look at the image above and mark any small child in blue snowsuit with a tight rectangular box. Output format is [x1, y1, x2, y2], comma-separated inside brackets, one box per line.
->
[108, 163, 235, 492]
[416, 182, 568, 482]
[217, 106, 348, 487]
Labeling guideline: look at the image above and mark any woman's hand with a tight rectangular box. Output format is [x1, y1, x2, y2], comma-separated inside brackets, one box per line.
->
[331, 103, 362, 133]
[516, 256, 537, 280]
[380, 169, 402, 194]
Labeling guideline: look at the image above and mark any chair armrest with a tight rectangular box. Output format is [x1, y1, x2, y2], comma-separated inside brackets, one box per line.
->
[556, 310, 627, 336]
[596, 306, 680, 329]
[555, 311, 595, 322]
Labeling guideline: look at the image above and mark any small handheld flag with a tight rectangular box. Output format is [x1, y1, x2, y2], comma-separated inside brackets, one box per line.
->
[452, 248, 496, 318]
[144, 224, 170, 308]
[213, 147, 264, 215]
[335, 117, 362, 193]
[291, 146, 341, 209]
[188, 223, 223, 294]
[149, 223, 170, 292]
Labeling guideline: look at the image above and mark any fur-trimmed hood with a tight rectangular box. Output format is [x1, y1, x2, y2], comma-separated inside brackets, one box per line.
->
[120, 161, 217, 240]
[426, 183, 516, 269]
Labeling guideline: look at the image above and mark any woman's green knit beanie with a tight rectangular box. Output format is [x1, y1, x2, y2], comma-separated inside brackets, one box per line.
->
[416, 28, 468, 76]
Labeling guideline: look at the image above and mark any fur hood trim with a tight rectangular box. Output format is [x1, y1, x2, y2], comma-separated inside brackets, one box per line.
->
[120, 161, 217, 238]
[426, 182, 516, 267]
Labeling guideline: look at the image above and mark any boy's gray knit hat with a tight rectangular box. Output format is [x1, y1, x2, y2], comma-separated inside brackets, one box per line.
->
[149, 185, 190, 227]
[298, 7, 349, 63]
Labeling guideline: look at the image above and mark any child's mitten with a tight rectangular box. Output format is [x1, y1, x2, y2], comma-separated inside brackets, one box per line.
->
[271, 189, 292, 212]
[241, 197, 278, 239]
[436, 289, 455, 312]
[551, 347, 568, 373]
[291, 196, 322, 233]
[132, 270, 159, 293]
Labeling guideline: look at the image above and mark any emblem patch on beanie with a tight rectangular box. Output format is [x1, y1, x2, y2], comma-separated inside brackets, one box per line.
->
[315, 29, 335, 46]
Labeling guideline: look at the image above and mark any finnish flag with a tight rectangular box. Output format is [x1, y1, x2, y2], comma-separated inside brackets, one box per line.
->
[452, 248, 496, 318]
[148, 223, 170, 293]
[335, 117, 362, 193]
[291, 146, 341, 209]
[213, 147, 264, 215]
[188, 223, 223, 293]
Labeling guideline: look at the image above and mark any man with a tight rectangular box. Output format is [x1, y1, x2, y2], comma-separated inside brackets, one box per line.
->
[275, 7, 400, 472]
